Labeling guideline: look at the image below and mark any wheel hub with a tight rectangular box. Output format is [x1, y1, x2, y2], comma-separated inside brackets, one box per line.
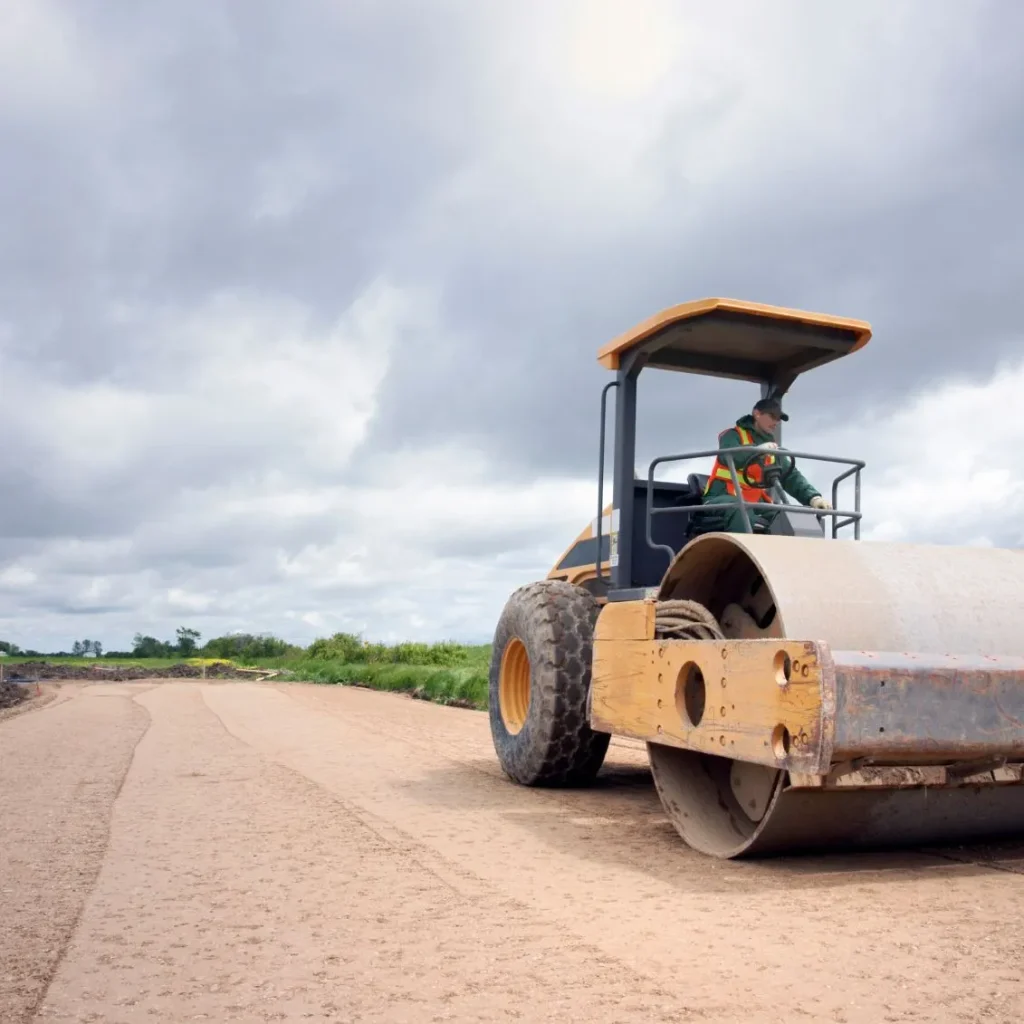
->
[499, 637, 530, 734]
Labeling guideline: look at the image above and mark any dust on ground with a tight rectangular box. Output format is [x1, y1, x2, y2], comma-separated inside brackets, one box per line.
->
[3, 680, 1023, 1024]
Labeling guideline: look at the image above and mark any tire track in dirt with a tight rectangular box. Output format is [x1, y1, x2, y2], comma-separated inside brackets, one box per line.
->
[10, 681, 1024, 1023]
[36, 683, 701, 1023]
[206, 682, 1024, 1024]
[0, 687, 151, 1023]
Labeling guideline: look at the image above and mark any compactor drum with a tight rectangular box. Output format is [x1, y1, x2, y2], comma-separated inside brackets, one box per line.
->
[488, 298, 1024, 859]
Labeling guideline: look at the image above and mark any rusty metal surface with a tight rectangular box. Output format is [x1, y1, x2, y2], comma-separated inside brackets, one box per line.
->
[645, 638, 1024, 857]
[650, 741, 1024, 859]
[832, 650, 1024, 761]
[648, 535, 1024, 857]
[635, 641, 1024, 772]
[648, 744, 784, 858]
[741, 781, 1024, 857]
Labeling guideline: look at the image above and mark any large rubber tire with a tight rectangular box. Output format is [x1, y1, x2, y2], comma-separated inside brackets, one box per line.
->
[488, 579, 611, 786]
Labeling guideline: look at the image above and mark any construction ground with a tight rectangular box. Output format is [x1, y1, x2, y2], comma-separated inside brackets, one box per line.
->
[3, 680, 1023, 1024]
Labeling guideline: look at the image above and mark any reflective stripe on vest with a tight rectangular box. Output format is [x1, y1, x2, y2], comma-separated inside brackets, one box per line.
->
[703, 426, 774, 503]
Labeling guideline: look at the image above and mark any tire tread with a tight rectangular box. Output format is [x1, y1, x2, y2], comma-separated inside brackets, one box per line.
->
[489, 579, 610, 786]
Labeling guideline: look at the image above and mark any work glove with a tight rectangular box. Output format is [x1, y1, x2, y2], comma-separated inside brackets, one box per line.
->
[809, 495, 831, 510]
[755, 441, 778, 449]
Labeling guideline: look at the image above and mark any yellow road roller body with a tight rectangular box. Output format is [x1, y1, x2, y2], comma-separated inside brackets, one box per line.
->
[487, 297, 1024, 859]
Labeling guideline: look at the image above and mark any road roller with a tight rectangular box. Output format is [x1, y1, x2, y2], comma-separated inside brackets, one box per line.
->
[487, 297, 1024, 858]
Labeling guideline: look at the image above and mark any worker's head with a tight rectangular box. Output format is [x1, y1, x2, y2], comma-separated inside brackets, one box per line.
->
[752, 396, 788, 436]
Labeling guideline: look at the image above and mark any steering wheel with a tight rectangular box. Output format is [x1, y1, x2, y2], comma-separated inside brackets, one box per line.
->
[741, 448, 796, 491]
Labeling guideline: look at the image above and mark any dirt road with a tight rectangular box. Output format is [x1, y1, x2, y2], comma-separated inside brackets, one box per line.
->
[2, 682, 1024, 1023]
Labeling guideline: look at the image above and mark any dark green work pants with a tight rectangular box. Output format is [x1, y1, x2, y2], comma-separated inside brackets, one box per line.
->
[700, 493, 780, 534]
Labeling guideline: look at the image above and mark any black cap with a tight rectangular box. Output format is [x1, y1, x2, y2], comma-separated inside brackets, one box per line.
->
[753, 397, 789, 421]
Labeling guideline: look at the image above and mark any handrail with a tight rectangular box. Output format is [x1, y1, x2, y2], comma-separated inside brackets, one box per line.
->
[595, 380, 619, 583]
[830, 463, 862, 539]
[644, 447, 866, 565]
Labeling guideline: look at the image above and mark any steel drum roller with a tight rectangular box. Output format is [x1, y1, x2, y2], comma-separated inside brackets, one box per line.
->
[646, 534, 1024, 858]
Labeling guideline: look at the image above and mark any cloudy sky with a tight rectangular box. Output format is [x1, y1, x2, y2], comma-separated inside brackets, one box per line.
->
[2, 0, 1023, 653]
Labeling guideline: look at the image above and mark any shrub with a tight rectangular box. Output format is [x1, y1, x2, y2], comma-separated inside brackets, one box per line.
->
[202, 632, 301, 662]
[303, 634, 474, 667]
[286, 660, 488, 709]
[305, 632, 363, 662]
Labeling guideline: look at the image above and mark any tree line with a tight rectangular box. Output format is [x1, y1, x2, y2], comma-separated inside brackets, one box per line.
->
[0, 628, 299, 662]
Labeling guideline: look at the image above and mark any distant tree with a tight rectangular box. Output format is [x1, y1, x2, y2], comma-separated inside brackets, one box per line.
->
[176, 627, 201, 657]
[0, 640, 21, 656]
[91, 640, 103, 658]
[201, 632, 299, 662]
[72, 640, 84, 656]
[132, 633, 171, 658]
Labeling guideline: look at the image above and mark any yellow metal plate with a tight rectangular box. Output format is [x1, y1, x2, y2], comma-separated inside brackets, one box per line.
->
[590, 635, 830, 773]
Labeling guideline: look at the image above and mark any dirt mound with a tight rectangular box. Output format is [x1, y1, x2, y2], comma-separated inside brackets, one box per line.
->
[0, 680, 28, 710]
[3, 661, 254, 682]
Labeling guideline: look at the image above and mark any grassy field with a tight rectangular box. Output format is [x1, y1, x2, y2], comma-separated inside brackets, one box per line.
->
[1, 644, 494, 711]
[266, 643, 491, 709]
[283, 659, 489, 708]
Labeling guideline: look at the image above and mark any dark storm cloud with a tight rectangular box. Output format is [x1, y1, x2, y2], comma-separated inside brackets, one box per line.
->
[0, 0, 475, 380]
[0, 0, 496, 580]
[3, 0, 1024, 651]
[364, 0, 1024, 480]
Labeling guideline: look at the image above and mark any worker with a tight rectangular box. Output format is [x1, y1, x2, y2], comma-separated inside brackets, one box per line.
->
[702, 396, 831, 533]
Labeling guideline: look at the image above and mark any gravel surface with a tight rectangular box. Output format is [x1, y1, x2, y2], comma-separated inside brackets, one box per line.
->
[3, 680, 1024, 1023]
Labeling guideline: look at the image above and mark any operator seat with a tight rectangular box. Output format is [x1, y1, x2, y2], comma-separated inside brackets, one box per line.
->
[670, 473, 707, 509]
[687, 473, 708, 500]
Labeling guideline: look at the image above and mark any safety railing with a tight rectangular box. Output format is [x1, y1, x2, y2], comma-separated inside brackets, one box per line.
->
[594, 380, 619, 585]
[644, 448, 865, 567]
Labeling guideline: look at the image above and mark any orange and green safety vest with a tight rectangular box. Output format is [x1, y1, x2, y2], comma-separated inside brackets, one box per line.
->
[702, 415, 821, 506]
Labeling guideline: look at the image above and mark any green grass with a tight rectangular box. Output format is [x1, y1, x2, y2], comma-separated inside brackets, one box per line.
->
[281, 659, 490, 709]
[1, 646, 494, 711]
[235, 641, 493, 709]
[240, 643, 490, 671]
